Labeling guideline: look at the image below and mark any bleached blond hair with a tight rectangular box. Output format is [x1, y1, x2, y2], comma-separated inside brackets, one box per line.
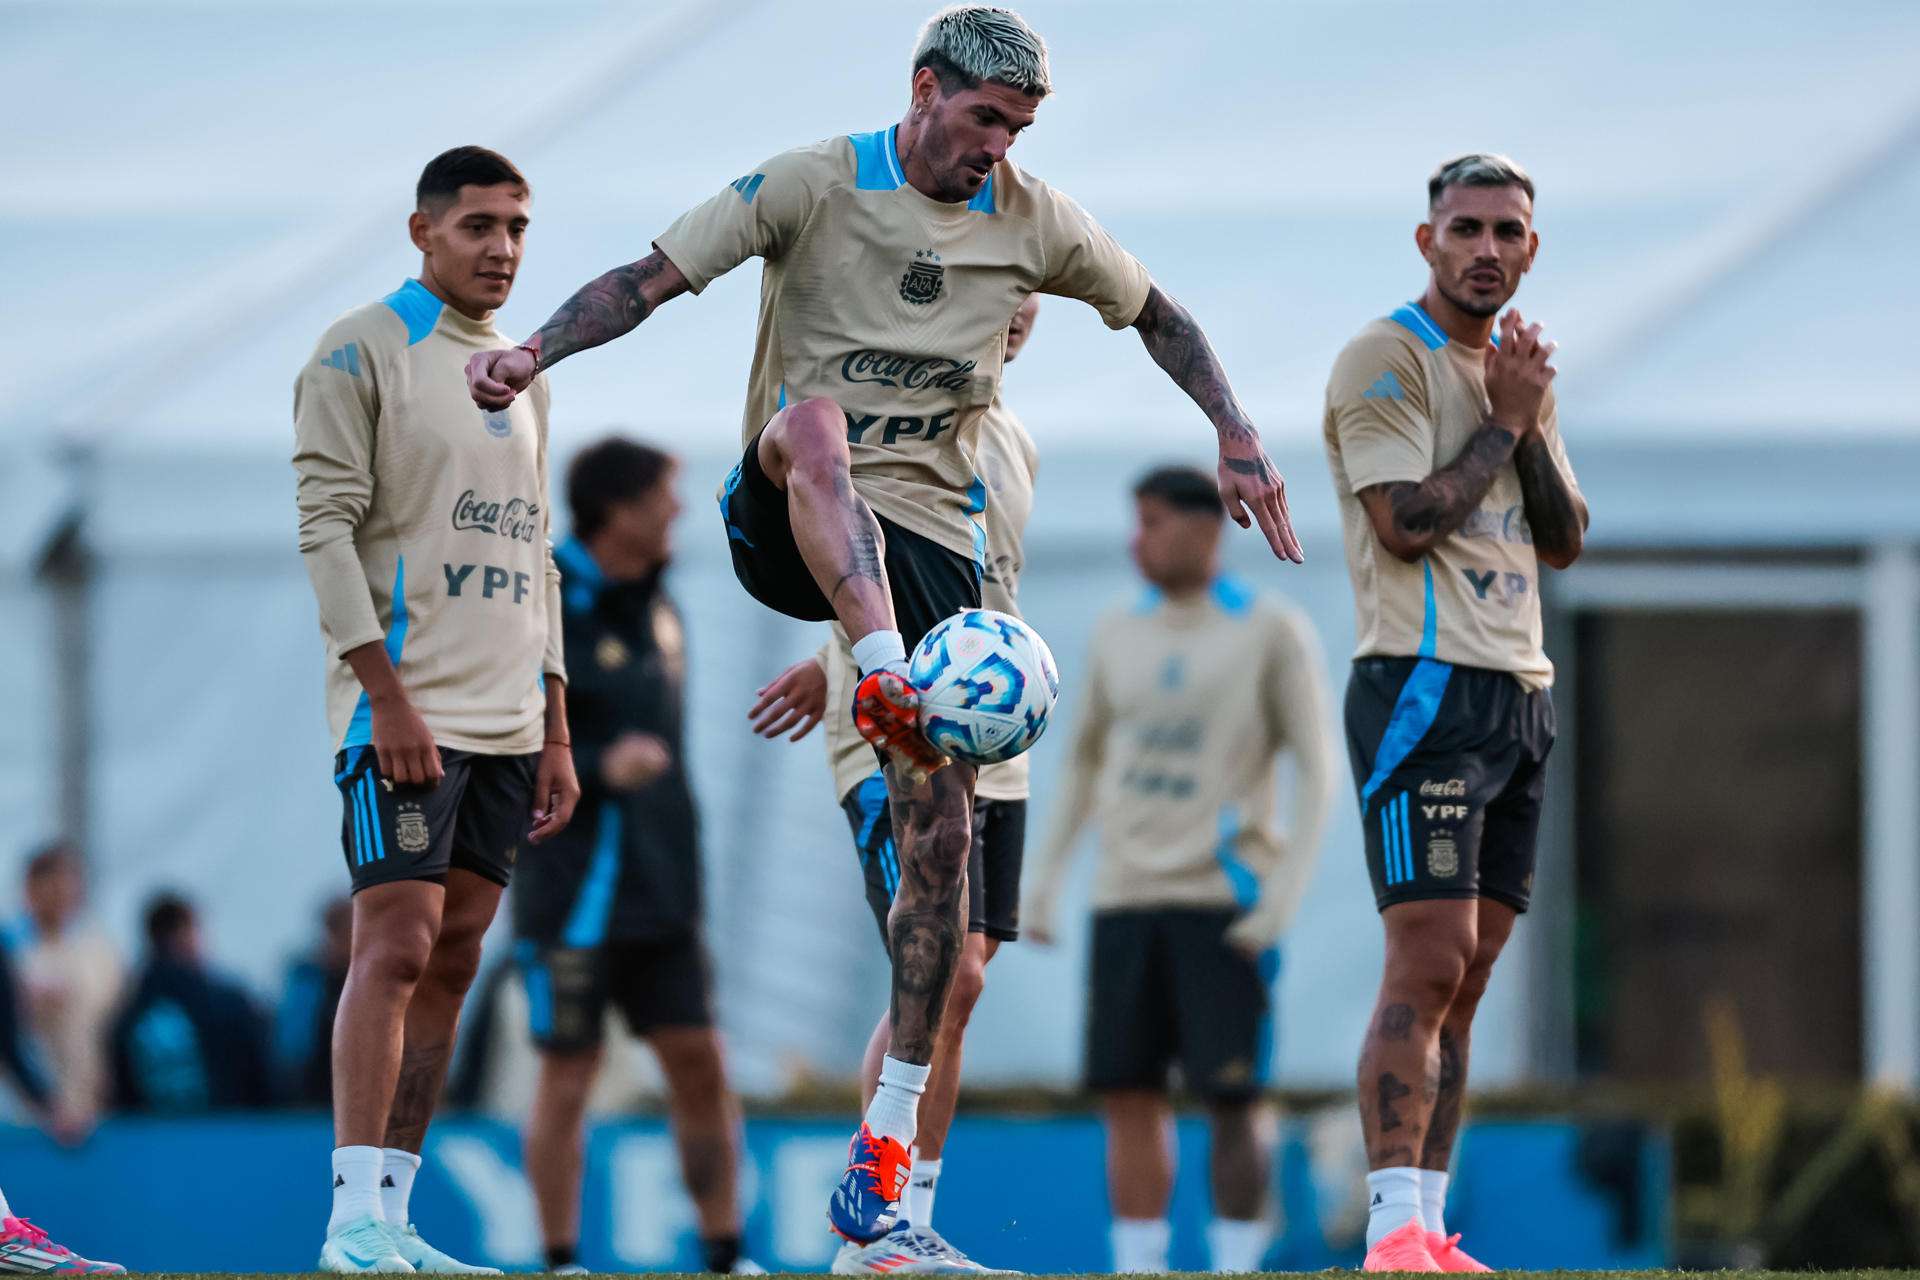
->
[912, 5, 1051, 98]
[1428, 153, 1536, 209]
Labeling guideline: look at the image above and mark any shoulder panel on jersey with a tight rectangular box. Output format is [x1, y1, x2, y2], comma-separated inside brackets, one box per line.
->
[1209, 576, 1256, 617]
[850, 125, 906, 191]
[554, 536, 606, 614]
[381, 279, 445, 346]
[967, 172, 997, 214]
[1389, 302, 1448, 351]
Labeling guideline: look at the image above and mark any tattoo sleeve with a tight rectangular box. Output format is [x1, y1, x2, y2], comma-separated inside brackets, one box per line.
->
[1131, 285, 1259, 453]
[1513, 434, 1588, 565]
[527, 250, 681, 370]
[1364, 420, 1520, 556]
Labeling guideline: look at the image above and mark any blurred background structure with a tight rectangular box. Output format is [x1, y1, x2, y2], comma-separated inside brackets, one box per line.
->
[2, 0, 1919, 1270]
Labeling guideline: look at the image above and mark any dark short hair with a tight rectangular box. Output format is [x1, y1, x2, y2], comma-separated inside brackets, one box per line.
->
[144, 892, 195, 951]
[1133, 464, 1224, 518]
[416, 146, 528, 212]
[567, 437, 675, 538]
[24, 840, 76, 882]
[1428, 153, 1535, 210]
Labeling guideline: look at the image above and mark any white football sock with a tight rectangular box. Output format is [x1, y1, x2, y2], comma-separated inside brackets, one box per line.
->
[864, 1055, 930, 1149]
[903, 1151, 941, 1228]
[1207, 1217, 1272, 1273]
[381, 1148, 422, 1228]
[1420, 1169, 1449, 1238]
[1110, 1217, 1171, 1273]
[1365, 1166, 1424, 1249]
[329, 1145, 387, 1233]
[0, 1185, 13, 1218]
[851, 630, 907, 676]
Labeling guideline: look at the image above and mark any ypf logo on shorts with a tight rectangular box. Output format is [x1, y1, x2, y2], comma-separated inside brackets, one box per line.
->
[395, 803, 430, 855]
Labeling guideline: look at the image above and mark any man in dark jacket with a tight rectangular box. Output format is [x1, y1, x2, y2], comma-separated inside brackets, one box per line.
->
[109, 893, 272, 1112]
[514, 438, 753, 1274]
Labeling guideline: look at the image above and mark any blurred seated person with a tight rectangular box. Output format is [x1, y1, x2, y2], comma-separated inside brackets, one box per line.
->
[3, 841, 122, 1128]
[273, 896, 353, 1108]
[108, 892, 273, 1112]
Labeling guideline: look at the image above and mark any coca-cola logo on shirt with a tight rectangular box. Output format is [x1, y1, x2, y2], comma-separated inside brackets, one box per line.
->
[840, 349, 976, 393]
[451, 490, 541, 542]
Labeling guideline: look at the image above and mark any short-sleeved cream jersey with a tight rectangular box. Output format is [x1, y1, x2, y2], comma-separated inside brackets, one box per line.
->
[821, 399, 1039, 803]
[293, 279, 564, 755]
[1322, 303, 1581, 689]
[655, 125, 1148, 563]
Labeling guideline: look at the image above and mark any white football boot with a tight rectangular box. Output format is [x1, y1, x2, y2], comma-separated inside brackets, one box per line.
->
[319, 1216, 413, 1273]
[388, 1224, 501, 1274]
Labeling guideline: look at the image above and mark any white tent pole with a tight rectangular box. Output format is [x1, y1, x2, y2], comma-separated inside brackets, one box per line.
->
[1862, 540, 1920, 1088]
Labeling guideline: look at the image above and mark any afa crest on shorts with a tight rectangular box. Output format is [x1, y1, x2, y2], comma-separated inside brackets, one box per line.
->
[900, 249, 944, 305]
[395, 802, 431, 855]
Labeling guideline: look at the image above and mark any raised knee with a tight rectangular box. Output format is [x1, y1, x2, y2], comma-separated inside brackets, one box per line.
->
[778, 398, 849, 469]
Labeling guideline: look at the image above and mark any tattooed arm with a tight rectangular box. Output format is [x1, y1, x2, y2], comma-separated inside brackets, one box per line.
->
[1131, 284, 1304, 563]
[1514, 433, 1587, 569]
[467, 251, 689, 410]
[1356, 421, 1521, 564]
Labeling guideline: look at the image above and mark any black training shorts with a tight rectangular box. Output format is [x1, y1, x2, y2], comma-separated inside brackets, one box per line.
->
[840, 771, 1025, 949]
[1084, 907, 1279, 1100]
[1345, 656, 1555, 914]
[718, 425, 981, 650]
[519, 934, 714, 1054]
[333, 746, 536, 893]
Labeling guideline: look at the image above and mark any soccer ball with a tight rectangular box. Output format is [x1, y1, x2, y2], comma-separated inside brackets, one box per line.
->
[909, 609, 1061, 765]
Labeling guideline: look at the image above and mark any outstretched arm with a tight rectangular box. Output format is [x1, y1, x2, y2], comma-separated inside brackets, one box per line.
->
[1131, 284, 1304, 563]
[467, 250, 690, 409]
[1513, 434, 1587, 569]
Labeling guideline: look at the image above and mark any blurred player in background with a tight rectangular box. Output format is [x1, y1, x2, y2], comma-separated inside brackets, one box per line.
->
[293, 146, 579, 1274]
[748, 296, 1042, 1272]
[466, 4, 1302, 1256]
[1025, 465, 1335, 1275]
[515, 439, 757, 1276]
[0, 936, 122, 1273]
[1322, 154, 1586, 1273]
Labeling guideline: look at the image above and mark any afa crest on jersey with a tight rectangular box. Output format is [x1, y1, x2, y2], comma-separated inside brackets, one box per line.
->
[899, 249, 944, 305]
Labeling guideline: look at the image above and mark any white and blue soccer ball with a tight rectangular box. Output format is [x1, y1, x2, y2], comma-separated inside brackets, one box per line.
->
[909, 609, 1061, 765]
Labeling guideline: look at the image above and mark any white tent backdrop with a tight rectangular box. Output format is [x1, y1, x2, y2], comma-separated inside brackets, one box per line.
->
[4, 0, 1919, 1092]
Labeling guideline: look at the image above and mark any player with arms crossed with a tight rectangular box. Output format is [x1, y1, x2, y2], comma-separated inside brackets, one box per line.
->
[467, 6, 1302, 1253]
[294, 146, 580, 1273]
[747, 296, 1042, 1272]
[1322, 154, 1587, 1273]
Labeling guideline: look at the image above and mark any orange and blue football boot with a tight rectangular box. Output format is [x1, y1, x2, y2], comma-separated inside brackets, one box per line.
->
[827, 1123, 912, 1245]
[853, 665, 948, 785]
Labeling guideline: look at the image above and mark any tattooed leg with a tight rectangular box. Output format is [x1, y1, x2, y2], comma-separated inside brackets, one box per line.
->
[1420, 899, 1518, 1172]
[1356, 899, 1477, 1170]
[384, 869, 503, 1152]
[332, 880, 444, 1147]
[651, 1026, 744, 1237]
[883, 760, 976, 1064]
[759, 396, 897, 642]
